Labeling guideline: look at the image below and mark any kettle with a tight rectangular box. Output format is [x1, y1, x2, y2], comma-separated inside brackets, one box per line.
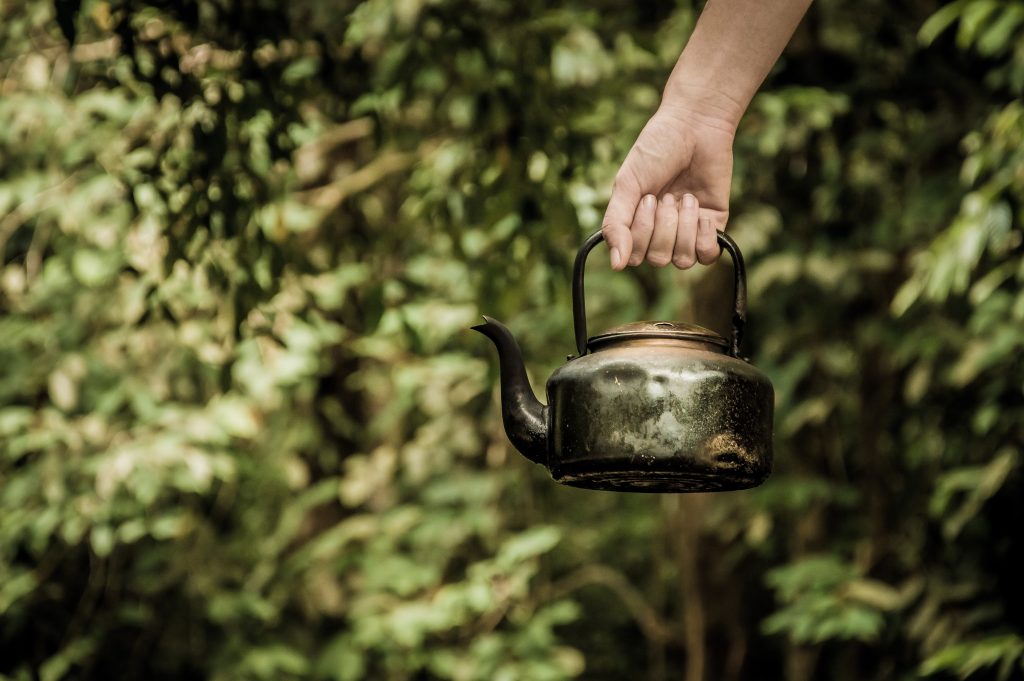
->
[473, 230, 774, 493]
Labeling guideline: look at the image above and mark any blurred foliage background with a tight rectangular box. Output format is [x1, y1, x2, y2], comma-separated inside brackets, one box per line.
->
[1, 0, 1023, 679]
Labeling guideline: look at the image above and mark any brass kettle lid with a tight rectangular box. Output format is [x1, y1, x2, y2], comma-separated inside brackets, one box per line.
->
[587, 320, 729, 352]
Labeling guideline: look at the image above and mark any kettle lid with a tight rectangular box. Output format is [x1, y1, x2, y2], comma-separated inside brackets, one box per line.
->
[587, 321, 729, 352]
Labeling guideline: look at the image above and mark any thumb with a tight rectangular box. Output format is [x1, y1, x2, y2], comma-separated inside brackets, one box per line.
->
[601, 184, 638, 271]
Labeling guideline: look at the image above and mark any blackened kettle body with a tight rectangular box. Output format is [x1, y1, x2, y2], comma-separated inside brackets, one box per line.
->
[473, 231, 773, 493]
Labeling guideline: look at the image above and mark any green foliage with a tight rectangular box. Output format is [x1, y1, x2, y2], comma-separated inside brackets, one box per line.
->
[762, 555, 906, 644]
[1, 0, 1022, 680]
[921, 634, 1024, 680]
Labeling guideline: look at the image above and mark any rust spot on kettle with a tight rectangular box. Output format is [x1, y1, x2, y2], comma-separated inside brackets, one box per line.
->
[699, 433, 750, 465]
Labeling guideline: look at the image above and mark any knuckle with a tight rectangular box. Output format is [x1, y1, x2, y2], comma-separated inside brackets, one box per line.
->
[648, 253, 672, 267]
[696, 245, 720, 264]
[673, 255, 696, 269]
[602, 224, 627, 246]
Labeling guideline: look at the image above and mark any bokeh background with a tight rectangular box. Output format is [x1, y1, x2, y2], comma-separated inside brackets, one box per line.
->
[2, 0, 1023, 679]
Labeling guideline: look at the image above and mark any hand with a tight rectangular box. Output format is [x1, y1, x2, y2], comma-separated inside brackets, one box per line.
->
[600, 103, 736, 270]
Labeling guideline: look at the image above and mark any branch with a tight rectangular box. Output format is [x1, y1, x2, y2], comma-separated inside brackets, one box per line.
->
[297, 150, 416, 211]
[545, 564, 679, 645]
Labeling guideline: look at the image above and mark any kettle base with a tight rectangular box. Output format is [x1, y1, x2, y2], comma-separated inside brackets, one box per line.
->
[554, 469, 769, 494]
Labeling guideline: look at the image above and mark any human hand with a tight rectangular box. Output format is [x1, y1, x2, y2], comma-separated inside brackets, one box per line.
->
[600, 103, 736, 270]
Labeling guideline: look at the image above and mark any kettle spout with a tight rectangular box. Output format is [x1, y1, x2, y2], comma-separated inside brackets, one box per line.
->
[472, 316, 548, 465]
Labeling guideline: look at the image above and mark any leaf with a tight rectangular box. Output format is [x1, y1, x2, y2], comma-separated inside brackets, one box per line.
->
[316, 635, 366, 681]
[238, 645, 310, 678]
[920, 634, 1024, 679]
[842, 579, 904, 611]
[90, 525, 114, 557]
[282, 57, 320, 85]
[919, 0, 969, 46]
[0, 572, 37, 615]
[551, 28, 614, 87]
[211, 397, 261, 438]
[930, 449, 1019, 539]
[977, 5, 1024, 55]
[497, 526, 561, 566]
[48, 368, 78, 412]
[956, 0, 1002, 49]
[763, 557, 890, 644]
[71, 250, 118, 287]
[39, 638, 95, 681]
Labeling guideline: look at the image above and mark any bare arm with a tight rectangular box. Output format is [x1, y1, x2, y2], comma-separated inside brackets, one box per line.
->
[602, 0, 813, 271]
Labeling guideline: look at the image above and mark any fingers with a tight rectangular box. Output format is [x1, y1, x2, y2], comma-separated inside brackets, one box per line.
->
[601, 183, 641, 271]
[603, 188, 724, 270]
[695, 214, 722, 264]
[674, 194, 698, 269]
[627, 195, 657, 266]
[645, 194, 677, 267]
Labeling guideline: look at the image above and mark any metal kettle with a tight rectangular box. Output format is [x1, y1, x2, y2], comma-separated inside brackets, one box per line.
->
[473, 230, 774, 493]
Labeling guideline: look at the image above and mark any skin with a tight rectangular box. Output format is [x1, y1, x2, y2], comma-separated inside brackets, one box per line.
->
[601, 0, 815, 270]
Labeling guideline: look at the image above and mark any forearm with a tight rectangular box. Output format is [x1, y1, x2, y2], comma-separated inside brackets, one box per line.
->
[663, 0, 813, 131]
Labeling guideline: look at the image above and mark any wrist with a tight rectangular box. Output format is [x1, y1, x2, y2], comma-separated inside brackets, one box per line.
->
[660, 82, 745, 135]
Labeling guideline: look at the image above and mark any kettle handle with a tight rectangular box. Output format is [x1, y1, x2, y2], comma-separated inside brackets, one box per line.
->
[572, 230, 747, 358]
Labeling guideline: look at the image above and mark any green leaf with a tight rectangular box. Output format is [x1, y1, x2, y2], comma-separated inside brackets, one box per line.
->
[956, 0, 1002, 49]
[0, 572, 37, 615]
[90, 525, 114, 557]
[977, 5, 1024, 55]
[930, 449, 1019, 539]
[921, 634, 1024, 679]
[498, 526, 561, 566]
[316, 635, 365, 681]
[239, 645, 310, 678]
[39, 638, 96, 681]
[919, 0, 969, 45]
[71, 250, 118, 287]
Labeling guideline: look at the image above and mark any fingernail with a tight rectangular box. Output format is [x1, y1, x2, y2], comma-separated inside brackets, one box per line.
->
[662, 194, 675, 206]
[683, 194, 696, 209]
[610, 247, 621, 269]
[642, 194, 656, 208]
